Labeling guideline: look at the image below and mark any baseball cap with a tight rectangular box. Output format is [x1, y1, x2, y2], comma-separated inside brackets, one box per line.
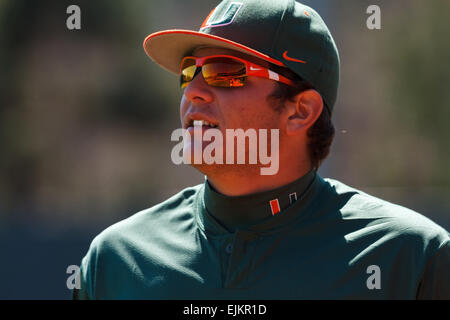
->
[143, 0, 340, 114]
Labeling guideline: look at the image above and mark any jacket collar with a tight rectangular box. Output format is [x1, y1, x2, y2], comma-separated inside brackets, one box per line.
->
[196, 170, 324, 235]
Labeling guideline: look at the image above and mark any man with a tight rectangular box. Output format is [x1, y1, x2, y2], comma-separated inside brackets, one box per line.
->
[73, 0, 449, 299]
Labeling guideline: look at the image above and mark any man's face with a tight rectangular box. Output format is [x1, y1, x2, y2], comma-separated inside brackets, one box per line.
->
[179, 47, 285, 176]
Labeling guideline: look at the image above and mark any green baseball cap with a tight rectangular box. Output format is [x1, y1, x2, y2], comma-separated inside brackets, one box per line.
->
[144, 0, 340, 114]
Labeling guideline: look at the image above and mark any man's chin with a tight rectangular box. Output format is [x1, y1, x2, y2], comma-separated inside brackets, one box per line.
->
[188, 162, 263, 178]
[188, 162, 223, 176]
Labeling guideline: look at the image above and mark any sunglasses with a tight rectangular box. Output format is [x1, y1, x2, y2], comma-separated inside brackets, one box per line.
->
[180, 54, 295, 89]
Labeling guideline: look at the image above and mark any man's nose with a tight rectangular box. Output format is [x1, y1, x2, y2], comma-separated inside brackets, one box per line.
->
[183, 68, 214, 104]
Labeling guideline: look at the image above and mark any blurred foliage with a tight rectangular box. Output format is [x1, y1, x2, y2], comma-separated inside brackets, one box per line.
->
[327, 0, 450, 192]
[0, 0, 448, 299]
[0, 0, 190, 224]
[384, 0, 450, 184]
[0, 0, 448, 229]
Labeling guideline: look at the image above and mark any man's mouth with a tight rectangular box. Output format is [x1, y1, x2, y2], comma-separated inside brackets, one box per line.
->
[185, 119, 218, 129]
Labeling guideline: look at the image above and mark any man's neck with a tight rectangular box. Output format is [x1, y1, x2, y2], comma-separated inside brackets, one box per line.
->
[205, 163, 313, 197]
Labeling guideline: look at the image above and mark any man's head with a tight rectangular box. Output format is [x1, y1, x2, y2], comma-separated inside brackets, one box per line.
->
[179, 46, 332, 175]
[144, 0, 339, 185]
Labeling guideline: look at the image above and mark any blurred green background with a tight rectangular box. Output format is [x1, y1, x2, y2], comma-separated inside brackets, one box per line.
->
[0, 0, 449, 299]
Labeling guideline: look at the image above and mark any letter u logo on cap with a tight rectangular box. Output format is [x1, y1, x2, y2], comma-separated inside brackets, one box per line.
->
[200, 2, 243, 30]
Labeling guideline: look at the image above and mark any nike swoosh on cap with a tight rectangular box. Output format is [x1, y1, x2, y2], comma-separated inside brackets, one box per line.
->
[283, 51, 306, 64]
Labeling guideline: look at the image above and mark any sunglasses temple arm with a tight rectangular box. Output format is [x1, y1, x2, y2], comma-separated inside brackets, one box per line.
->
[247, 66, 296, 87]
[277, 74, 296, 87]
[264, 69, 296, 87]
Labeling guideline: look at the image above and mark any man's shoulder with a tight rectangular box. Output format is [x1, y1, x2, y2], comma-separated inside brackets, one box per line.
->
[75, 184, 204, 299]
[88, 183, 203, 253]
[322, 177, 449, 245]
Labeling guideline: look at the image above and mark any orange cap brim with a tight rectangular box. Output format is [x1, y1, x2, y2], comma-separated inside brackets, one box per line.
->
[143, 29, 286, 74]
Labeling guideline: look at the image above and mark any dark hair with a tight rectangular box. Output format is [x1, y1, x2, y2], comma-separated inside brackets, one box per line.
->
[266, 77, 335, 170]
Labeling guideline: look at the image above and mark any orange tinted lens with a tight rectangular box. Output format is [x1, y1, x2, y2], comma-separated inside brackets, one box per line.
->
[180, 58, 197, 89]
[202, 57, 247, 87]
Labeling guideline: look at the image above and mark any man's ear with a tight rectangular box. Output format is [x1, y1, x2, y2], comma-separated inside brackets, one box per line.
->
[284, 89, 323, 136]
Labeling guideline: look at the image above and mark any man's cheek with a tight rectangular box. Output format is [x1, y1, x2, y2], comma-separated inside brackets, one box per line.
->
[179, 96, 188, 124]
